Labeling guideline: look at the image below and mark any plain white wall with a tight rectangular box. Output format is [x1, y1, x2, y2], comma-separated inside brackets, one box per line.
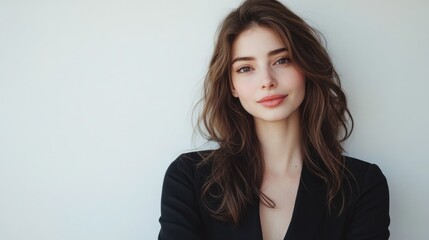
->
[0, 0, 428, 239]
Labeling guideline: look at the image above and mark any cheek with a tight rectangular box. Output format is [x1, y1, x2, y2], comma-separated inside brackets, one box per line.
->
[290, 71, 306, 94]
[231, 79, 254, 99]
[231, 81, 256, 112]
[287, 71, 306, 105]
[297, 78, 306, 96]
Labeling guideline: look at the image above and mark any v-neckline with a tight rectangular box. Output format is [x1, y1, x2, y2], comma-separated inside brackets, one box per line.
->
[257, 167, 304, 240]
[255, 162, 327, 240]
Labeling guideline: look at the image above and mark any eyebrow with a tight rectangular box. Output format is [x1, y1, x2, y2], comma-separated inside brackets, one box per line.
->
[231, 47, 288, 65]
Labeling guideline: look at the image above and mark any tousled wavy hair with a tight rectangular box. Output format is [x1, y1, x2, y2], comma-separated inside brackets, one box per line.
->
[196, 0, 353, 224]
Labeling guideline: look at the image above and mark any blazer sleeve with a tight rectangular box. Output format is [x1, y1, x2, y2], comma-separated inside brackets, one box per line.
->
[158, 155, 203, 240]
[344, 164, 390, 240]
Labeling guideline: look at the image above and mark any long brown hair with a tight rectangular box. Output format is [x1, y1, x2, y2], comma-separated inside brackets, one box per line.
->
[196, 0, 353, 224]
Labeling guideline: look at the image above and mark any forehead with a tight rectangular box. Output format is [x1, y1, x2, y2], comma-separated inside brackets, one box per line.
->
[232, 26, 287, 58]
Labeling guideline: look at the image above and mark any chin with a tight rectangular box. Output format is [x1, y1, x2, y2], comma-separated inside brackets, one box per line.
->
[253, 109, 301, 124]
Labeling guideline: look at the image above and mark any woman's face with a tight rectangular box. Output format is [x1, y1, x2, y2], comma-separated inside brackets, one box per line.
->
[230, 26, 306, 125]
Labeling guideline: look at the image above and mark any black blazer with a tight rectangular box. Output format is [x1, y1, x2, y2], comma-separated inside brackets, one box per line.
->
[158, 151, 390, 240]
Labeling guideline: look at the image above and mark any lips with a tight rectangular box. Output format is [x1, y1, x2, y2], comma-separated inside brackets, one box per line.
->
[257, 94, 288, 107]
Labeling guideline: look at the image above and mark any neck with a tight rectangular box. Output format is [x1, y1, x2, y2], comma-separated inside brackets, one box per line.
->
[255, 110, 303, 177]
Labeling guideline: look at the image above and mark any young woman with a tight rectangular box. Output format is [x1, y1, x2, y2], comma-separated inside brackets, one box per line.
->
[159, 0, 390, 239]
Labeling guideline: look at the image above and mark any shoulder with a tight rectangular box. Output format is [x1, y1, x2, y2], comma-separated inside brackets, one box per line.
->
[343, 155, 388, 188]
[159, 150, 214, 239]
[164, 150, 214, 186]
[167, 150, 214, 171]
[342, 156, 390, 214]
[340, 156, 390, 237]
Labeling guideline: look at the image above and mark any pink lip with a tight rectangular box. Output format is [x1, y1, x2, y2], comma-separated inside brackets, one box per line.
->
[257, 94, 287, 107]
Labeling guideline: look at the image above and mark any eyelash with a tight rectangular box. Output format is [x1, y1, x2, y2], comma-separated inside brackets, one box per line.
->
[275, 57, 290, 65]
[237, 66, 252, 73]
[236, 57, 291, 73]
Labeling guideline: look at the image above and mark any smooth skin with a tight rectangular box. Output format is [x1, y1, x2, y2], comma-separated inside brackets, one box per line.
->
[231, 26, 306, 240]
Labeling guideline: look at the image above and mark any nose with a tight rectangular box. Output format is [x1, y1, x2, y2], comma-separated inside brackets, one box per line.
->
[260, 68, 277, 89]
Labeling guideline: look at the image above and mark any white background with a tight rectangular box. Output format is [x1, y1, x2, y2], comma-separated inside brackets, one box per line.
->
[1, 0, 428, 239]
